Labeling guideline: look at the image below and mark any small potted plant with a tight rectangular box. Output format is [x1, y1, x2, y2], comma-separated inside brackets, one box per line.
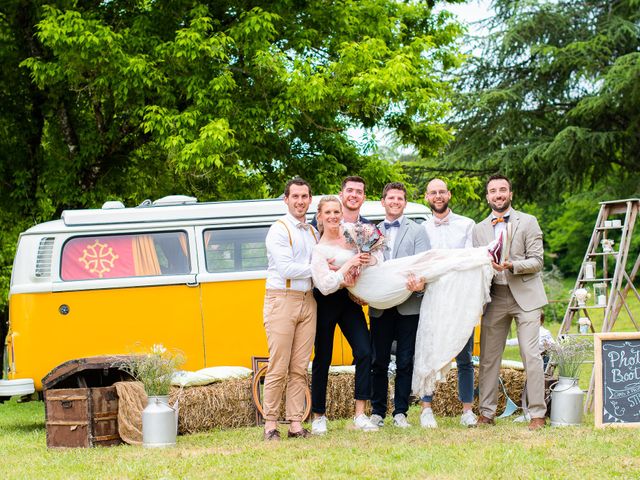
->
[119, 344, 185, 447]
[548, 336, 591, 426]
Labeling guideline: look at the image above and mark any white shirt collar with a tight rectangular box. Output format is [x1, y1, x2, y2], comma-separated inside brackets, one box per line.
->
[285, 212, 307, 227]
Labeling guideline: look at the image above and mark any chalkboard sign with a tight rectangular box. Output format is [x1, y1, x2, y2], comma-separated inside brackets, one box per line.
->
[595, 332, 640, 428]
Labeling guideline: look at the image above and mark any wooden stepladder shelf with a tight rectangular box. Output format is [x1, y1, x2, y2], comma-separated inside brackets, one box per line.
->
[556, 199, 640, 411]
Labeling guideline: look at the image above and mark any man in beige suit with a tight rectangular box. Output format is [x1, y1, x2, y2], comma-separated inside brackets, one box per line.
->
[472, 174, 548, 430]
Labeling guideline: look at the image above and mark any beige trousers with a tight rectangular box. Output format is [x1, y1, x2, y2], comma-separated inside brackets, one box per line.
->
[262, 289, 317, 422]
[479, 285, 546, 419]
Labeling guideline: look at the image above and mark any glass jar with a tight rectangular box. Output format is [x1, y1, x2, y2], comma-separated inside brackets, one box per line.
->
[594, 283, 607, 306]
[578, 317, 591, 334]
[583, 261, 596, 280]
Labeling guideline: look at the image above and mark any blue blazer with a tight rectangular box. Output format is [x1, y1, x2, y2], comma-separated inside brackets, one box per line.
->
[368, 217, 430, 318]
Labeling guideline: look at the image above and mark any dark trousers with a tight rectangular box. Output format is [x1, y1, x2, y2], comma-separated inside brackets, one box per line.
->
[311, 289, 372, 415]
[370, 307, 419, 418]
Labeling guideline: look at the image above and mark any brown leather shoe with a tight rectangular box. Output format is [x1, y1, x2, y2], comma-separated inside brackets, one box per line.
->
[528, 417, 546, 431]
[264, 429, 281, 441]
[287, 428, 311, 439]
[476, 415, 495, 426]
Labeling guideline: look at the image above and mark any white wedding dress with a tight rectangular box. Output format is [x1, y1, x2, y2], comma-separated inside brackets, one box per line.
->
[311, 244, 494, 396]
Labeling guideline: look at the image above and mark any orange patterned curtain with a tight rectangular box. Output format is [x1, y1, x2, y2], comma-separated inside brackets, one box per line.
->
[132, 235, 162, 276]
[178, 234, 188, 257]
[204, 231, 213, 249]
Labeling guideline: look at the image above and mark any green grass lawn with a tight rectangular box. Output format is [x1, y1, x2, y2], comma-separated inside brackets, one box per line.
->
[1, 398, 640, 480]
[2, 280, 638, 479]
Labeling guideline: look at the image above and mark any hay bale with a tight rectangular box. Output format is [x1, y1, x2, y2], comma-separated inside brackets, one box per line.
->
[430, 367, 525, 416]
[171, 368, 526, 433]
[324, 373, 356, 419]
[322, 373, 395, 419]
[173, 372, 383, 432]
[171, 378, 254, 434]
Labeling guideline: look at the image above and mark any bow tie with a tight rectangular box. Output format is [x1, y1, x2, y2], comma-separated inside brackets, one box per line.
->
[384, 220, 400, 229]
[434, 217, 449, 227]
[297, 223, 311, 231]
[491, 216, 509, 226]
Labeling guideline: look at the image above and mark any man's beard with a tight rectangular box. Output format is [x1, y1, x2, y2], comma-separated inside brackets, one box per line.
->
[489, 199, 511, 213]
[429, 200, 449, 215]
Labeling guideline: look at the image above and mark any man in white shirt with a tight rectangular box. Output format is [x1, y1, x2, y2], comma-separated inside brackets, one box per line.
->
[262, 177, 318, 441]
[420, 178, 478, 428]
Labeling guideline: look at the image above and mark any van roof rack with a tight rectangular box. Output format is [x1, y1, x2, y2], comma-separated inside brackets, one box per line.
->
[50, 197, 430, 229]
[101, 201, 125, 210]
[151, 195, 198, 206]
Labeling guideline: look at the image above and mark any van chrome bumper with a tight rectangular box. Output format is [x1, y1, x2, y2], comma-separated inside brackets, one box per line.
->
[0, 379, 35, 396]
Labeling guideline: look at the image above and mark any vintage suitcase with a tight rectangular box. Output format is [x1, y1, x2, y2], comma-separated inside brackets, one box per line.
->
[42, 356, 134, 448]
[44, 386, 121, 448]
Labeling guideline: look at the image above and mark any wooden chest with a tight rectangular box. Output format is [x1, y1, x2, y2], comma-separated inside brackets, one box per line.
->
[44, 386, 121, 448]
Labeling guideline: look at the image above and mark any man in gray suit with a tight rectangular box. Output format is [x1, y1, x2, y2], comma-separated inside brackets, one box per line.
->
[369, 182, 431, 428]
[472, 174, 548, 430]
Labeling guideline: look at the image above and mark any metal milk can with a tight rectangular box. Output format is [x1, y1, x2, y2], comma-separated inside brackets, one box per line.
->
[142, 395, 178, 447]
[550, 377, 584, 426]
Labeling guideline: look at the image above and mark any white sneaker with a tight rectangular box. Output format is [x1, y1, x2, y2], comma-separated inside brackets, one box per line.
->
[369, 414, 384, 427]
[393, 413, 411, 428]
[420, 408, 438, 428]
[460, 410, 478, 427]
[353, 414, 379, 432]
[311, 415, 328, 435]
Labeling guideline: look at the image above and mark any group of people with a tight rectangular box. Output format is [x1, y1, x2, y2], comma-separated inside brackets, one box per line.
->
[260, 174, 548, 441]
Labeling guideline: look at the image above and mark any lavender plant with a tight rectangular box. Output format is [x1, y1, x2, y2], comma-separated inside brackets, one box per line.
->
[548, 336, 591, 378]
[118, 344, 185, 396]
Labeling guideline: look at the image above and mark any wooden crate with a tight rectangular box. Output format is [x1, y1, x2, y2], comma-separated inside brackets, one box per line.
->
[44, 386, 121, 448]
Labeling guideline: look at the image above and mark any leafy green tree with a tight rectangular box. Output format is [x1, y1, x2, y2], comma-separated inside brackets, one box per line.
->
[433, 0, 640, 204]
[0, 0, 464, 342]
[407, 0, 640, 277]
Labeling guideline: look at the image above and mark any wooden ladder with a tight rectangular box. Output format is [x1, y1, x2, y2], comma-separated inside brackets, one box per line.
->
[557, 198, 640, 411]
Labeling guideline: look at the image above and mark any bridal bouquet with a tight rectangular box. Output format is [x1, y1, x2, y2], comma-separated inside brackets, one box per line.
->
[343, 222, 386, 254]
[342, 222, 386, 307]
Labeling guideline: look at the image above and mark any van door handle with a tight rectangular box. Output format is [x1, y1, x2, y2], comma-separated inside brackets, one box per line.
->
[186, 280, 199, 287]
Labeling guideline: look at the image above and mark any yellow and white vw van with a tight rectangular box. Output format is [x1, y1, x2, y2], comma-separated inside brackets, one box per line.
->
[1, 195, 430, 396]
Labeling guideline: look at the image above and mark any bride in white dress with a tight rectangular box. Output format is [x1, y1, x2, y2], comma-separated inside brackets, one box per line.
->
[311, 196, 495, 397]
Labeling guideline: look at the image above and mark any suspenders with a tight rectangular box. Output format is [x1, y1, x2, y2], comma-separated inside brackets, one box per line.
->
[276, 219, 317, 289]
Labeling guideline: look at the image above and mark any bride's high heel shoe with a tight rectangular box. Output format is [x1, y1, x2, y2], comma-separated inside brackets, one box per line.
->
[487, 232, 504, 264]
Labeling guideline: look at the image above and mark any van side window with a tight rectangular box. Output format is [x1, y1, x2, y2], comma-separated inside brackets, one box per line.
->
[61, 232, 190, 280]
[204, 227, 268, 272]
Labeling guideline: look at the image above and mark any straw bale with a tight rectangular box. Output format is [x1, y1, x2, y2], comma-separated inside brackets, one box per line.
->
[171, 378, 254, 434]
[172, 373, 372, 432]
[323, 373, 394, 419]
[323, 373, 355, 419]
[167, 367, 526, 433]
[430, 367, 525, 416]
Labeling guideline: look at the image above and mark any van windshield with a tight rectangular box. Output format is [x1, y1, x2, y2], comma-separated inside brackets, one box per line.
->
[61, 231, 190, 280]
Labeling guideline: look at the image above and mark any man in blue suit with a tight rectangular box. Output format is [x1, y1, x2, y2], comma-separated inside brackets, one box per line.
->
[369, 182, 431, 428]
